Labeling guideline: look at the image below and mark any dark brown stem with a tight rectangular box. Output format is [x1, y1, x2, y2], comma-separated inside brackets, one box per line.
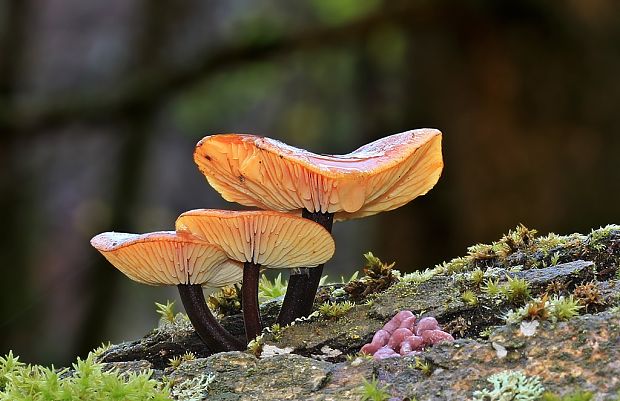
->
[242, 262, 262, 342]
[277, 210, 333, 325]
[177, 284, 244, 352]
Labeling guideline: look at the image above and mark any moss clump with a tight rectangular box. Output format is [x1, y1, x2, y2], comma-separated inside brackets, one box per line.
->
[0, 351, 169, 401]
[319, 300, 354, 319]
[436, 224, 537, 274]
[258, 273, 288, 302]
[155, 300, 177, 323]
[587, 224, 620, 251]
[169, 351, 197, 369]
[208, 285, 242, 316]
[505, 294, 552, 324]
[413, 357, 432, 376]
[462, 290, 479, 306]
[400, 268, 437, 284]
[502, 276, 531, 302]
[482, 278, 502, 298]
[344, 252, 398, 302]
[470, 269, 485, 286]
[541, 390, 593, 401]
[434, 223, 619, 277]
[549, 295, 583, 321]
[358, 376, 390, 401]
[504, 293, 584, 324]
[572, 282, 606, 311]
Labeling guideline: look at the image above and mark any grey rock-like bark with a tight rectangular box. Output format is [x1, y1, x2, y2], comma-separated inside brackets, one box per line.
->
[99, 225, 620, 400]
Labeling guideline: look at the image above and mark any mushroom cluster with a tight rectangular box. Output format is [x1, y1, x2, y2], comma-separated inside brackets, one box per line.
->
[193, 129, 443, 324]
[360, 311, 454, 359]
[90, 129, 443, 353]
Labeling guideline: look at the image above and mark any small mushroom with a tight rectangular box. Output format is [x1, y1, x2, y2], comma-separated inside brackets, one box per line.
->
[193, 130, 443, 324]
[175, 209, 335, 341]
[90, 231, 245, 352]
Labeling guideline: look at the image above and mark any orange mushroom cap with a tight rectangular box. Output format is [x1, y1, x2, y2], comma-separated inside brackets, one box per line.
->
[175, 209, 335, 268]
[90, 231, 243, 286]
[193, 129, 443, 220]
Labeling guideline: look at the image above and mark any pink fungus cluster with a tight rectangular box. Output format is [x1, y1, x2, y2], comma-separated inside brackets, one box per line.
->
[360, 311, 454, 359]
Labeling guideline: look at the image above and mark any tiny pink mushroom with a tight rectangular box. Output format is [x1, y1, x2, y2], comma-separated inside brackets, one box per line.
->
[383, 310, 414, 333]
[393, 310, 415, 322]
[373, 346, 400, 360]
[382, 318, 400, 334]
[399, 335, 425, 355]
[359, 311, 454, 359]
[387, 328, 413, 351]
[361, 342, 380, 355]
[422, 329, 454, 345]
[372, 329, 391, 346]
[399, 316, 417, 330]
[360, 330, 391, 355]
[415, 316, 440, 335]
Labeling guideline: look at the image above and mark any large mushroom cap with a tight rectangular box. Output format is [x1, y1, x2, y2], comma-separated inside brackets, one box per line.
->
[90, 231, 243, 286]
[194, 129, 443, 220]
[175, 209, 335, 268]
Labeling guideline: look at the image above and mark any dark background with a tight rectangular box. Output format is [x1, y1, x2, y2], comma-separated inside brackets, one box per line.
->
[1, 0, 618, 366]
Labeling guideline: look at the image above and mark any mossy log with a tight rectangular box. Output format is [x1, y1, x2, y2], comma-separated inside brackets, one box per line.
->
[99, 225, 620, 400]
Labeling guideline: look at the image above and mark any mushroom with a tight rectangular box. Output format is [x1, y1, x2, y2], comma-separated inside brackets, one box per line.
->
[192, 129, 443, 324]
[175, 209, 335, 341]
[90, 230, 245, 351]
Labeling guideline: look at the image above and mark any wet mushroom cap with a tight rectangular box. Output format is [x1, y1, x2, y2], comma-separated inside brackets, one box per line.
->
[90, 231, 243, 286]
[193, 129, 443, 220]
[175, 209, 335, 268]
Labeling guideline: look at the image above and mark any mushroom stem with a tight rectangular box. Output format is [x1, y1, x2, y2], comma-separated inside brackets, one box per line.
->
[242, 261, 263, 342]
[177, 284, 245, 352]
[277, 210, 334, 325]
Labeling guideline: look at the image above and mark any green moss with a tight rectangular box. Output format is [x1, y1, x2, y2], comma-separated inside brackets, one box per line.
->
[319, 300, 354, 319]
[537, 233, 567, 253]
[400, 268, 437, 284]
[363, 252, 394, 272]
[344, 253, 398, 301]
[258, 273, 288, 302]
[470, 269, 485, 286]
[462, 290, 479, 306]
[482, 278, 502, 298]
[502, 276, 531, 302]
[541, 390, 593, 401]
[0, 351, 169, 401]
[246, 334, 265, 357]
[267, 323, 284, 341]
[358, 376, 390, 401]
[414, 357, 432, 376]
[504, 296, 550, 324]
[439, 256, 470, 274]
[155, 300, 176, 323]
[588, 224, 620, 251]
[207, 285, 242, 316]
[504, 293, 586, 324]
[549, 295, 583, 321]
[168, 356, 182, 369]
[436, 224, 541, 274]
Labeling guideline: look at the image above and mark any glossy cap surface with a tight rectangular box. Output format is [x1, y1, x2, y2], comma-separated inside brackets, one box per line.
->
[175, 209, 335, 268]
[193, 129, 443, 220]
[90, 231, 243, 286]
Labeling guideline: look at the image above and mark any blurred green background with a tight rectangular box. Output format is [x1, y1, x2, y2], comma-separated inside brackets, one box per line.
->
[1, 0, 619, 366]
